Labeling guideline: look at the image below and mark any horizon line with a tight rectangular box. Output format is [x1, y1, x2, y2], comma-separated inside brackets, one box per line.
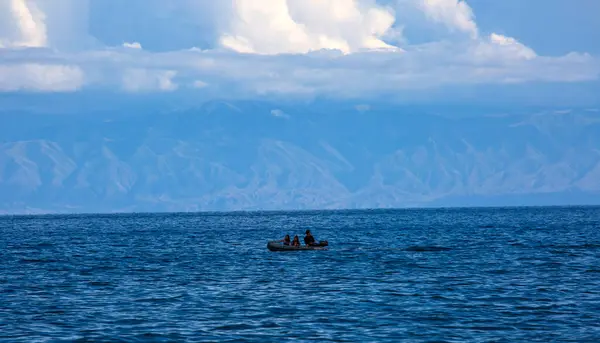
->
[2, 204, 599, 219]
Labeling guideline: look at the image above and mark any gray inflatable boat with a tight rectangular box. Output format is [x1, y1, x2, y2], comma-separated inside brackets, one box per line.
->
[267, 240, 328, 251]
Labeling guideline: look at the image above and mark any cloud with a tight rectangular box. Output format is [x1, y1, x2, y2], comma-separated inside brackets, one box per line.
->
[0, 0, 94, 50]
[219, 0, 399, 54]
[123, 42, 142, 49]
[121, 68, 178, 92]
[0, 0, 598, 96]
[480, 33, 536, 61]
[271, 109, 290, 118]
[193, 80, 208, 88]
[0, 63, 84, 92]
[0, 0, 47, 48]
[416, 0, 478, 39]
[4, 43, 596, 97]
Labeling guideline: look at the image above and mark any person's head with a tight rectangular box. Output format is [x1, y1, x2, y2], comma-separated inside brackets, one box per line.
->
[305, 229, 311, 236]
[293, 235, 299, 242]
[284, 235, 290, 241]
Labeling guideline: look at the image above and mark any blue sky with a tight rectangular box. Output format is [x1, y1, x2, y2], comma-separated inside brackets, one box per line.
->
[0, 0, 598, 104]
[466, 0, 600, 56]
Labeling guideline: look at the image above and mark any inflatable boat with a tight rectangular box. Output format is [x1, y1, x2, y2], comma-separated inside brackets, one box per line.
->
[267, 240, 328, 252]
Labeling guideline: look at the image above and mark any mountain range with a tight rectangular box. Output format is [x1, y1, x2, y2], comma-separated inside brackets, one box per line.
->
[1, 98, 599, 214]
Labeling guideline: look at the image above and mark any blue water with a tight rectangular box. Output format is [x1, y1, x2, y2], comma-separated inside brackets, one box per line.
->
[1, 207, 599, 342]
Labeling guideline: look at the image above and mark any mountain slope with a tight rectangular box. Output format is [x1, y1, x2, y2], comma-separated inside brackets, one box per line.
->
[1, 101, 599, 214]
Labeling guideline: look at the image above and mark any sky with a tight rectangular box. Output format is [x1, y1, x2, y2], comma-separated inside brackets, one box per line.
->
[0, 0, 599, 104]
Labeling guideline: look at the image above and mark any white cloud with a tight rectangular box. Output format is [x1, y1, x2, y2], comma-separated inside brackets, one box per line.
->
[0, 63, 84, 92]
[416, 0, 478, 38]
[0, 0, 92, 50]
[219, 0, 399, 54]
[271, 109, 290, 118]
[121, 68, 178, 92]
[479, 33, 537, 61]
[193, 80, 208, 88]
[0, 0, 47, 48]
[123, 42, 142, 49]
[0, 0, 598, 96]
[7, 43, 595, 96]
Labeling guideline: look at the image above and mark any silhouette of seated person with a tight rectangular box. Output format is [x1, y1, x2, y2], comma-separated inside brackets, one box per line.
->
[279, 235, 291, 246]
[304, 230, 319, 246]
[291, 235, 301, 247]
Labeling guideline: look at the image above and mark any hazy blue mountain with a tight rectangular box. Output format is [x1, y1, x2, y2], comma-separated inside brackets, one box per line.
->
[1, 98, 599, 214]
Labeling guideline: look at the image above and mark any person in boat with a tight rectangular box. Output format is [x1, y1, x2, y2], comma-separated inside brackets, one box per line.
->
[279, 235, 291, 246]
[291, 235, 301, 247]
[303, 229, 320, 246]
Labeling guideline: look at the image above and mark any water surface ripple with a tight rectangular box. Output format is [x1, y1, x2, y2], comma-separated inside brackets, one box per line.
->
[1, 207, 599, 342]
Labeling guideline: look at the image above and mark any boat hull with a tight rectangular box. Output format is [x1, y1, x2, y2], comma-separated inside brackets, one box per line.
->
[267, 241, 328, 251]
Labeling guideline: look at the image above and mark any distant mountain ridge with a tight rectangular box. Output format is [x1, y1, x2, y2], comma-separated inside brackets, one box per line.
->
[1, 100, 599, 214]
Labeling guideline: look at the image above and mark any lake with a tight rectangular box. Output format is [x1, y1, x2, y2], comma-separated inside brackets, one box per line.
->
[1, 207, 599, 342]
